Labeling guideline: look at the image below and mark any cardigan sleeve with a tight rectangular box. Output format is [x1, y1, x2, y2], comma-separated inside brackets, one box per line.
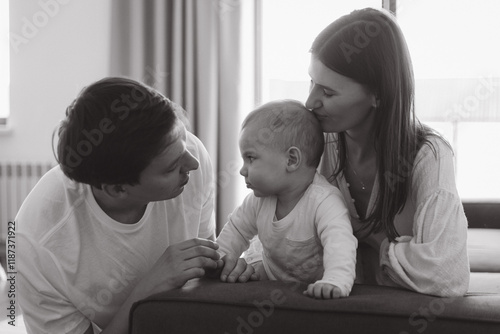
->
[379, 138, 470, 297]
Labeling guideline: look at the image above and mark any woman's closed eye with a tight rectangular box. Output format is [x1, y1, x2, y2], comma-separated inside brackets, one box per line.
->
[322, 89, 335, 97]
[310, 80, 335, 97]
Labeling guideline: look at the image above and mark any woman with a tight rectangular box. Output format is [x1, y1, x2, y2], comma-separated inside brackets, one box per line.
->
[305, 8, 469, 297]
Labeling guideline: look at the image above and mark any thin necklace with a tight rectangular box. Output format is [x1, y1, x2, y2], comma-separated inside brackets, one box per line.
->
[346, 154, 366, 191]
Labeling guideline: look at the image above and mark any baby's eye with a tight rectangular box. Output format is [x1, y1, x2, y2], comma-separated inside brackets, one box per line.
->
[246, 155, 255, 162]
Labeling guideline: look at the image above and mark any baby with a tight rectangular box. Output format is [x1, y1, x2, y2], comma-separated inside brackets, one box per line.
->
[216, 99, 357, 299]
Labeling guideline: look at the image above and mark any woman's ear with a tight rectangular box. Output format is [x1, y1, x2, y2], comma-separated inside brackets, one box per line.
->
[286, 146, 302, 172]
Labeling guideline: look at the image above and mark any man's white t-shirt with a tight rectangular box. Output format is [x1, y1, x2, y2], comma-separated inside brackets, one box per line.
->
[17, 132, 215, 333]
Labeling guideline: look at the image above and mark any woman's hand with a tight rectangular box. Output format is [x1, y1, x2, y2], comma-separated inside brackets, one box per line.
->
[219, 255, 259, 283]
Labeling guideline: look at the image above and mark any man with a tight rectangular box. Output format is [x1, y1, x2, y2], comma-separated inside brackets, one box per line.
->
[17, 77, 221, 333]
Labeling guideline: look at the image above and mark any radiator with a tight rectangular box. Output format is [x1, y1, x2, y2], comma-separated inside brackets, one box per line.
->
[0, 162, 55, 240]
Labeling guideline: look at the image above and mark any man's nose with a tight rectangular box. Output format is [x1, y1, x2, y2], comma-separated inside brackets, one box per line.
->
[181, 151, 199, 173]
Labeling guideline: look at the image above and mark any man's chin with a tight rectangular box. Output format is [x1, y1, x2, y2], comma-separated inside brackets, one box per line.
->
[156, 187, 185, 201]
[172, 186, 185, 198]
[252, 190, 267, 198]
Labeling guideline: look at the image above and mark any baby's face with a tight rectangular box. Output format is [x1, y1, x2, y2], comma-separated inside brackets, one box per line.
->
[238, 124, 289, 197]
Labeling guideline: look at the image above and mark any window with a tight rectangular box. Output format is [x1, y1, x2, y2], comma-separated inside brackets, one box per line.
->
[260, 0, 382, 104]
[0, 0, 9, 125]
[258, 0, 500, 201]
[397, 0, 500, 200]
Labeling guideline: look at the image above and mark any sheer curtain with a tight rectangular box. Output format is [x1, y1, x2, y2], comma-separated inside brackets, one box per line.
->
[109, 0, 255, 231]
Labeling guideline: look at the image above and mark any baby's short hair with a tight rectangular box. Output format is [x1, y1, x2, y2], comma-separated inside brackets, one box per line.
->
[242, 99, 324, 168]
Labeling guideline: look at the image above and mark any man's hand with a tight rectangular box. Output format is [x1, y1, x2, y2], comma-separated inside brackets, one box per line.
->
[140, 238, 221, 295]
[219, 255, 259, 283]
[304, 282, 343, 299]
[101, 238, 220, 334]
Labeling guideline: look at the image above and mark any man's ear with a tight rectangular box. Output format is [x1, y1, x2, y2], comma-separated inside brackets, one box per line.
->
[286, 146, 302, 172]
[100, 184, 127, 198]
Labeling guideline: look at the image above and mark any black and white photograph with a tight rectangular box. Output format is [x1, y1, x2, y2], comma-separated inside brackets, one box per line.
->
[1, 0, 499, 333]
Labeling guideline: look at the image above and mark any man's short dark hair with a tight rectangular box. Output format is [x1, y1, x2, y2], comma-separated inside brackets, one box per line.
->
[56, 77, 182, 188]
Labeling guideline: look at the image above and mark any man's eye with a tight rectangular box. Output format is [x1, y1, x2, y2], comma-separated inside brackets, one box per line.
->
[247, 156, 255, 162]
[165, 167, 176, 174]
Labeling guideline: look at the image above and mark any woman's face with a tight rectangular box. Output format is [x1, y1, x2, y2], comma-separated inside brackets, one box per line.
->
[305, 56, 377, 134]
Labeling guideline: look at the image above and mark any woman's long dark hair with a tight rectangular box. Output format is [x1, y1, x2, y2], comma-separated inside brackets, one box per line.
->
[311, 8, 442, 241]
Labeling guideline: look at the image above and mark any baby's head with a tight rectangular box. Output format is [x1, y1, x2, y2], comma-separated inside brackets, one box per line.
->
[241, 99, 324, 169]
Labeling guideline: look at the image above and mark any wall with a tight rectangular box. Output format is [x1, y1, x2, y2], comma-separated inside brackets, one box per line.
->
[0, 0, 112, 163]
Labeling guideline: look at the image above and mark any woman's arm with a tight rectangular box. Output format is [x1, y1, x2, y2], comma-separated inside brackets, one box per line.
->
[380, 190, 469, 296]
[378, 139, 469, 297]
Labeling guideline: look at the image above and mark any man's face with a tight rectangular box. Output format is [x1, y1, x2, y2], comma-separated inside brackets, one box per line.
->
[125, 122, 200, 203]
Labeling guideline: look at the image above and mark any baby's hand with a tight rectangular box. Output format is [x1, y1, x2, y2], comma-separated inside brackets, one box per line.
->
[250, 261, 269, 281]
[220, 255, 259, 283]
[304, 282, 342, 299]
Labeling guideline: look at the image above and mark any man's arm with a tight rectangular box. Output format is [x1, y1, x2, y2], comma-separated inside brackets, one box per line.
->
[99, 238, 220, 334]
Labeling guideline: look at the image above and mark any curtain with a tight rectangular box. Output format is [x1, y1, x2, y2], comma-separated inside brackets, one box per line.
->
[110, 0, 255, 232]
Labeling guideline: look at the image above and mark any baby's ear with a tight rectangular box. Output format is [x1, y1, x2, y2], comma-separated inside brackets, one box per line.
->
[286, 146, 302, 171]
